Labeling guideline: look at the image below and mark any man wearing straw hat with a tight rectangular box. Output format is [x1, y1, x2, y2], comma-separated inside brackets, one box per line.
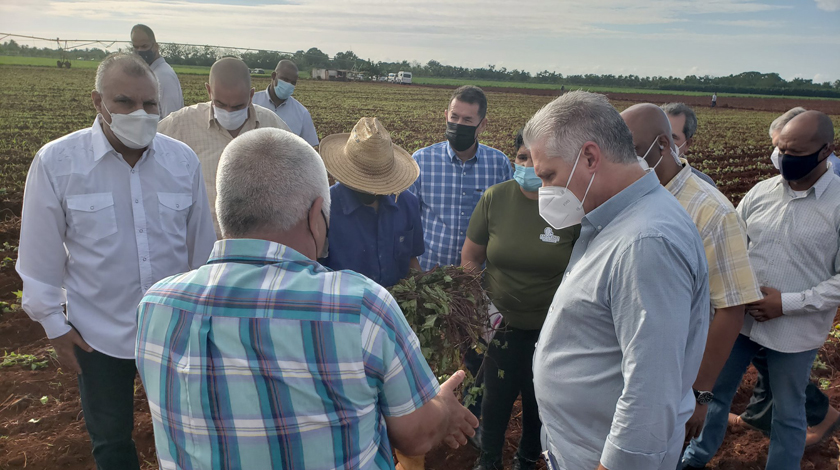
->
[319, 117, 425, 288]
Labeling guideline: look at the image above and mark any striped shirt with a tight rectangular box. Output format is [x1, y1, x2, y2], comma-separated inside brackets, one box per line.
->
[136, 238, 440, 470]
[410, 141, 512, 270]
[665, 160, 762, 311]
[737, 169, 840, 353]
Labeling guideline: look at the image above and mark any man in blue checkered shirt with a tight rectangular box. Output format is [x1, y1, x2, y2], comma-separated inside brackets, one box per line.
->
[410, 86, 513, 271]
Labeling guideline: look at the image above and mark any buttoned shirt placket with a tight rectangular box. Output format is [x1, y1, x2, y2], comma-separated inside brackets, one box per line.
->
[125, 151, 154, 293]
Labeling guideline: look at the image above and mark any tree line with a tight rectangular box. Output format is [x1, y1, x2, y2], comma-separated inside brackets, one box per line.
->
[2, 40, 839, 98]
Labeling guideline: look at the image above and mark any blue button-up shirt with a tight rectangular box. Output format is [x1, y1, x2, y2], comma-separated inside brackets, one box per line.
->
[409, 141, 512, 270]
[136, 239, 440, 470]
[533, 172, 710, 470]
[321, 183, 425, 288]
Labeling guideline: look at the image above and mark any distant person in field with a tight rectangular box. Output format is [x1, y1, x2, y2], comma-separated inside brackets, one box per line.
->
[318, 117, 424, 287]
[135, 128, 478, 469]
[681, 111, 840, 470]
[130, 24, 183, 119]
[661, 102, 717, 186]
[409, 85, 512, 421]
[252, 59, 319, 146]
[621, 103, 762, 443]
[158, 57, 290, 235]
[528, 91, 709, 470]
[461, 129, 580, 470]
[15, 53, 215, 470]
[711, 92, 717, 108]
[725, 106, 840, 448]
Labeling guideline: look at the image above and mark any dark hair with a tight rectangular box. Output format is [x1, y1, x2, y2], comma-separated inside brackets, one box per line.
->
[450, 85, 487, 120]
[131, 24, 156, 43]
[661, 102, 698, 140]
[514, 128, 525, 152]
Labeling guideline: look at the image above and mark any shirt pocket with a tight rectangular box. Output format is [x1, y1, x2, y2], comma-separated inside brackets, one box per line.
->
[66, 192, 118, 241]
[394, 228, 415, 259]
[158, 192, 193, 236]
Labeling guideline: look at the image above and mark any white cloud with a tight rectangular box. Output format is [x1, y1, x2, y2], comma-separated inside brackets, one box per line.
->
[815, 0, 840, 11]
[712, 20, 783, 27]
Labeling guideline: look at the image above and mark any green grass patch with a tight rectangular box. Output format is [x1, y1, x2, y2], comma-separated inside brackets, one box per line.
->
[411, 76, 839, 100]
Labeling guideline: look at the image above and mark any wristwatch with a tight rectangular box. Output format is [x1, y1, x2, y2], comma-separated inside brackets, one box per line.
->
[693, 388, 714, 405]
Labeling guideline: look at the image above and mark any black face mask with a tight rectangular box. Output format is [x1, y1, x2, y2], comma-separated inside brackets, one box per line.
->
[351, 189, 379, 206]
[780, 144, 828, 182]
[136, 49, 156, 66]
[445, 121, 478, 152]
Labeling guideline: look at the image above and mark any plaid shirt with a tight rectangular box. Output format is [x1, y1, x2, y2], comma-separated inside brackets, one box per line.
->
[410, 141, 512, 270]
[665, 160, 762, 311]
[136, 239, 440, 470]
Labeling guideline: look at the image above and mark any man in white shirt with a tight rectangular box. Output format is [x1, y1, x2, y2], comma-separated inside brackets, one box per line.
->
[252, 59, 319, 146]
[15, 53, 216, 470]
[158, 57, 290, 235]
[681, 111, 840, 469]
[130, 24, 184, 119]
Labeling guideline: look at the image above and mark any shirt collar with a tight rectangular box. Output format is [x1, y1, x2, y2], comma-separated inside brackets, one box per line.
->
[150, 57, 165, 69]
[264, 85, 290, 109]
[446, 141, 480, 163]
[207, 238, 322, 268]
[776, 165, 835, 200]
[584, 171, 661, 230]
[664, 158, 694, 196]
[336, 182, 397, 215]
[90, 115, 156, 163]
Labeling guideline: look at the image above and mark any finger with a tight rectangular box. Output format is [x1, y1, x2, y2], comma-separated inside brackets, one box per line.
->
[443, 436, 460, 449]
[466, 411, 479, 429]
[452, 432, 468, 446]
[458, 418, 477, 437]
[440, 370, 466, 393]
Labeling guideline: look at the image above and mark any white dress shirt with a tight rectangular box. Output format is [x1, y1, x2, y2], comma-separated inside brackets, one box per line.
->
[737, 170, 840, 353]
[16, 117, 216, 358]
[252, 90, 319, 146]
[150, 57, 184, 120]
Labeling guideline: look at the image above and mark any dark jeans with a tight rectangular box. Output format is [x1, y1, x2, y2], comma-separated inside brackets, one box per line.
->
[75, 346, 141, 470]
[464, 345, 485, 418]
[740, 349, 830, 432]
[479, 325, 542, 462]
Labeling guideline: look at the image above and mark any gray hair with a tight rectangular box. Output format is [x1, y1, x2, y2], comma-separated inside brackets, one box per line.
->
[216, 128, 331, 238]
[661, 102, 698, 140]
[769, 107, 807, 138]
[523, 90, 636, 164]
[95, 53, 157, 94]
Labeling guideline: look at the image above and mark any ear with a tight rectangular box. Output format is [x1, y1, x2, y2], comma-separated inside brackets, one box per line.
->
[657, 134, 670, 150]
[91, 90, 102, 114]
[249, 87, 255, 100]
[153, 42, 160, 55]
[581, 141, 602, 174]
[685, 137, 694, 150]
[205, 82, 212, 99]
[477, 117, 488, 135]
[271, 71, 277, 82]
[443, 107, 450, 122]
[308, 196, 327, 249]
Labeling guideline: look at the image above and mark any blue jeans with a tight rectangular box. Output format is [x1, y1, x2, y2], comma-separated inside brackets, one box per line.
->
[681, 334, 817, 470]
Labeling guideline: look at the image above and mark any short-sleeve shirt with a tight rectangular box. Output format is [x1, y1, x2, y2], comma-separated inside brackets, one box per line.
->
[466, 180, 579, 330]
[409, 141, 512, 271]
[252, 90, 319, 146]
[136, 238, 440, 470]
[665, 160, 762, 312]
[321, 183, 425, 288]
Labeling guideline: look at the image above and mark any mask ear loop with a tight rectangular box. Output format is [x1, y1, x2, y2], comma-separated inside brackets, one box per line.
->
[578, 173, 595, 210]
[564, 147, 584, 191]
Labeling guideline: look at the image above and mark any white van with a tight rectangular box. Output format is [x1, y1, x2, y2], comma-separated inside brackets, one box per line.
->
[387, 73, 396, 83]
[397, 71, 412, 85]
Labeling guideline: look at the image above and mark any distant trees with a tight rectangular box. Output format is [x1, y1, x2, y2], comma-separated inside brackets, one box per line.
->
[2, 39, 838, 97]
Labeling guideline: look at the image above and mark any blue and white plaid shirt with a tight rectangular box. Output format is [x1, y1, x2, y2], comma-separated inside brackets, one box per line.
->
[136, 239, 440, 470]
[410, 141, 512, 270]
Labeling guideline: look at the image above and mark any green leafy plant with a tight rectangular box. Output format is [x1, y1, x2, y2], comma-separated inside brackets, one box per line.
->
[1, 351, 49, 370]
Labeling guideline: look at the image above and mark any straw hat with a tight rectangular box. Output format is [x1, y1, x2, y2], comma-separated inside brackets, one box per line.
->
[320, 117, 419, 195]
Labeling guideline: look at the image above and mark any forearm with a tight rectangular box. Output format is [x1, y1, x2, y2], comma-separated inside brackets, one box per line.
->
[693, 305, 745, 390]
[409, 257, 421, 273]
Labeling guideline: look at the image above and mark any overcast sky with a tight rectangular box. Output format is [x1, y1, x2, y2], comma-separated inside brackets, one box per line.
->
[2, 0, 839, 82]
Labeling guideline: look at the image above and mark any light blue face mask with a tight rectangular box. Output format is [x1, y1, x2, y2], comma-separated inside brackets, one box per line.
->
[273, 79, 295, 100]
[514, 163, 542, 192]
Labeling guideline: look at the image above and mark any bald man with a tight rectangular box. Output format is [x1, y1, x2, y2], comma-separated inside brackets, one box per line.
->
[158, 57, 290, 235]
[681, 111, 840, 469]
[622, 104, 762, 443]
[130, 24, 183, 119]
[253, 59, 319, 146]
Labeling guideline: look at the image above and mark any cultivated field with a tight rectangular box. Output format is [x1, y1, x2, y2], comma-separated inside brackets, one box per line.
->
[1, 64, 840, 469]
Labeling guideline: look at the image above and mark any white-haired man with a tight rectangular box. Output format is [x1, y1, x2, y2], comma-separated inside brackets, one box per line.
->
[528, 91, 710, 470]
[136, 128, 478, 469]
[16, 53, 216, 470]
[130, 24, 183, 119]
[158, 57, 290, 235]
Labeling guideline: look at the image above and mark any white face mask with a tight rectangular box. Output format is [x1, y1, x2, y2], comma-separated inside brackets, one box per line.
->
[770, 146, 780, 170]
[214, 105, 249, 130]
[102, 102, 159, 149]
[538, 147, 595, 230]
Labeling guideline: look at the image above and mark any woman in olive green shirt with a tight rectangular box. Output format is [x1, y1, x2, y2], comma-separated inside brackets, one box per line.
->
[461, 130, 579, 470]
